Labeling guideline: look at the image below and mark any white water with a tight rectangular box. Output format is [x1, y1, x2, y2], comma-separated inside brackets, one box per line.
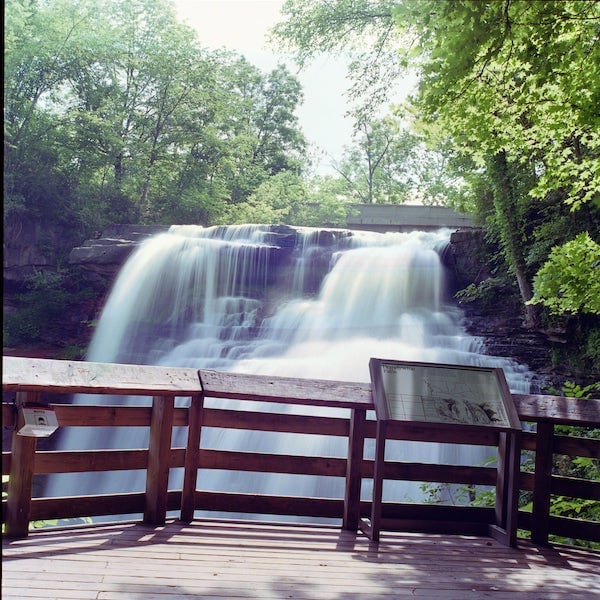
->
[46, 224, 533, 515]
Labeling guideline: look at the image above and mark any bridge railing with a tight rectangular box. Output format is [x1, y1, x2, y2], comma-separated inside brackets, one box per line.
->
[2, 356, 599, 545]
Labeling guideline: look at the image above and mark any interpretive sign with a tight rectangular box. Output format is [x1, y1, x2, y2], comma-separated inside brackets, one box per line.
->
[362, 358, 521, 546]
[369, 359, 520, 431]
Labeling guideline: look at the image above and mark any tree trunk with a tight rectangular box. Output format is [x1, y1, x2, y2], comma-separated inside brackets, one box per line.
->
[114, 153, 123, 190]
[490, 151, 540, 328]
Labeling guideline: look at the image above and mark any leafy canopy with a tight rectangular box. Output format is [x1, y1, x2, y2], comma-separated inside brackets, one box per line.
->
[395, 0, 600, 210]
[529, 233, 600, 315]
[272, 0, 405, 122]
[4, 0, 308, 228]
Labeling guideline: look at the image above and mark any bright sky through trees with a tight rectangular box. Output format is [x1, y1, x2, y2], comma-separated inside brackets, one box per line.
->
[172, 0, 359, 173]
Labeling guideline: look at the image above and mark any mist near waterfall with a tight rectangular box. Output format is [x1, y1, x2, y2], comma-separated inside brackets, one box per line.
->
[44, 225, 532, 515]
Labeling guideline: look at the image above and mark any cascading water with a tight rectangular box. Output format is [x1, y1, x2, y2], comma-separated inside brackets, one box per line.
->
[45, 224, 533, 515]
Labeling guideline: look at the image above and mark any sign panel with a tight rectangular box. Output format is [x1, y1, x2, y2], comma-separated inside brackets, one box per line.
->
[370, 359, 519, 430]
[18, 406, 59, 437]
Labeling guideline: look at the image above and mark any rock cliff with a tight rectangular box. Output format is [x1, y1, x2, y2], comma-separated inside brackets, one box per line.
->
[3, 221, 558, 386]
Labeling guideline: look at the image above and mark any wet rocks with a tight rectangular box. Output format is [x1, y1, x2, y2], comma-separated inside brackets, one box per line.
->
[68, 224, 168, 277]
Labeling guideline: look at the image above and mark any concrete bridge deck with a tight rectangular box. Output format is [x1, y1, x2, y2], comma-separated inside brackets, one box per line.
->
[347, 204, 474, 232]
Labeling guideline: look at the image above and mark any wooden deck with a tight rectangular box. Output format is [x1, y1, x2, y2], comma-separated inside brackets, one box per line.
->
[3, 519, 599, 599]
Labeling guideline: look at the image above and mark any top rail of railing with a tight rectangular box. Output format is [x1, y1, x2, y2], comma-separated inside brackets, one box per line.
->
[2, 356, 200, 396]
[2, 356, 599, 424]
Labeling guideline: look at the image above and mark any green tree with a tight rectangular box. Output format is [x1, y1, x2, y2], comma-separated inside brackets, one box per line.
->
[218, 171, 352, 227]
[529, 233, 600, 316]
[4, 0, 308, 228]
[213, 60, 306, 206]
[272, 0, 402, 122]
[333, 116, 453, 204]
[393, 0, 600, 325]
[274, 0, 600, 328]
[395, 0, 599, 209]
[335, 117, 407, 204]
[63, 0, 223, 223]
[4, 0, 96, 225]
[218, 171, 306, 225]
[305, 175, 355, 227]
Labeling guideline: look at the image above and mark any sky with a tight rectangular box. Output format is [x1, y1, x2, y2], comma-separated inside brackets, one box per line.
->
[172, 0, 355, 174]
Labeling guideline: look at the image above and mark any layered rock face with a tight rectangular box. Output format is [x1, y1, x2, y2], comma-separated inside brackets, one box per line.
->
[68, 224, 168, 279]
[3, 220, 554, 383]
[3, 214, 80, 283]
[443, 230, 553, 383]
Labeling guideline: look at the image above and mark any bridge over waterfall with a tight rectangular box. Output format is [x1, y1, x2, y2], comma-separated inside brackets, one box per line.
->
[346, 204, 474, 232]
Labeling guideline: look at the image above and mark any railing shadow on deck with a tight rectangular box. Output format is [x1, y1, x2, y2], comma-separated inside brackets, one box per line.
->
[2, 356, 599, 546]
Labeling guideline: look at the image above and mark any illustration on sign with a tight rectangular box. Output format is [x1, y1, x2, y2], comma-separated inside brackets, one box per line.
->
[379, 361, 512, 428]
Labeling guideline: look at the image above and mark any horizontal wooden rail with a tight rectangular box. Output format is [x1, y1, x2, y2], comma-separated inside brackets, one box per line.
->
[2, 356, 599, 547]
[199, 368, 373, 409]
[512, 393, 600, 426]
[3, 357, 597, 417]
[1, 356, 201, 395]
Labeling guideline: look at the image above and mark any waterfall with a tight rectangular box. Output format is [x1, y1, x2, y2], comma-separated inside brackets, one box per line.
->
[45, 224, 533, 514]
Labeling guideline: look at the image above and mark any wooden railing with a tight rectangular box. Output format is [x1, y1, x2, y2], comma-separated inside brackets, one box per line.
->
[2, 356, 599, 544]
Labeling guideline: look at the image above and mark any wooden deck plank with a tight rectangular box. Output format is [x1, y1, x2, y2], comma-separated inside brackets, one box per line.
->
[3, 520, 599, 600]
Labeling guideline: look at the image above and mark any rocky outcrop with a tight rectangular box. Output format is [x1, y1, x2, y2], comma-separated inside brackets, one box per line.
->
[444, 229, 556, 387]
[444, 229, 492, 290]
[3, 214, 81, 283]
[462, 306, 553, 377]
[68, 224, 168, 277]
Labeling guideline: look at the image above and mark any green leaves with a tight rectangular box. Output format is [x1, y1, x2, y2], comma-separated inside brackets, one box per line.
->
[272, 0, 405, 121]
[329, 115, 456, 205]
[218, 171, 352, 228]
[529, 232, 600, 315]
[389, 0, 600, 326]
[397, 0, 600, 210]
[4, 0, 308, 227]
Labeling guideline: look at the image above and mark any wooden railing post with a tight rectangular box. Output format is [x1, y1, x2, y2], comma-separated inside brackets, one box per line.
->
[491, 430, 520, 547]
[5, 392, 39, 538]
[366, 419, 388, 542]
[506, 430, 522, 547]
[144, 394, 175, 525]
[343, 408, 366, 531]
[181, 393, 204, 522]
[531, 421, 554, 545]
